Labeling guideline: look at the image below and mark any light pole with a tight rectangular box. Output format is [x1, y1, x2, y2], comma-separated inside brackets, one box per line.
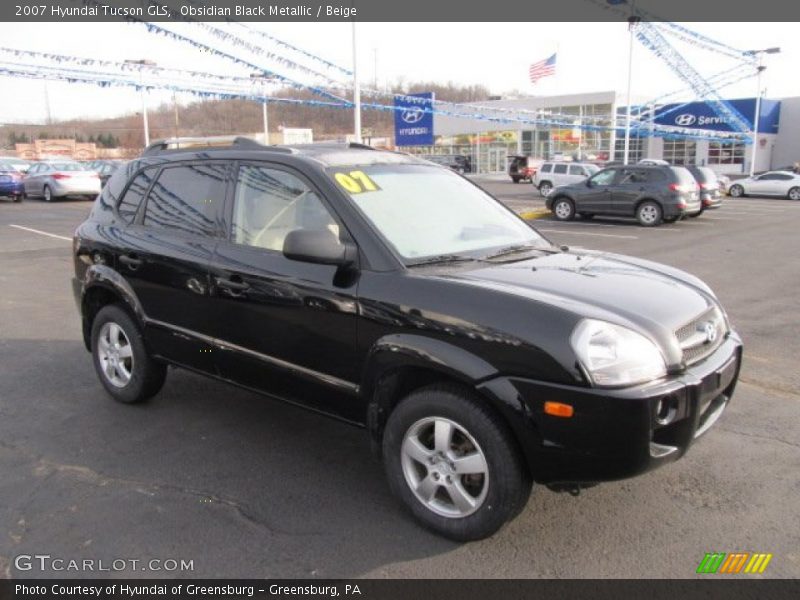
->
[623, 12, 639, 165]
[747, 47, 780, 176]
[250, 73, 277, 145]
[125, 59, 156, 147]
[352, 21, 362, 144]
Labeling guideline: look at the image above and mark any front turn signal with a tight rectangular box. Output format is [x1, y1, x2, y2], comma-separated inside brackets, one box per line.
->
[544, 401, 574, 418]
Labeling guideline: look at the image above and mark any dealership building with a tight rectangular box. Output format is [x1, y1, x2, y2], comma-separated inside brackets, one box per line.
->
[414, 91, 799, 175]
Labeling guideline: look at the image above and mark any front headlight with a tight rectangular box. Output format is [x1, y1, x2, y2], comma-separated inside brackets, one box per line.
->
[571, 319, 666, 387]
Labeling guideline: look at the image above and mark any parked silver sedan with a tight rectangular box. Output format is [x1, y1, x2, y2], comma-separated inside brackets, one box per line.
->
[23, 161, 101, 202]
[727, 171, 800, 200]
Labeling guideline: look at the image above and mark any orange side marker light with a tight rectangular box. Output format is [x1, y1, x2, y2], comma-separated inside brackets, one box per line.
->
[544, 401, 574, 418]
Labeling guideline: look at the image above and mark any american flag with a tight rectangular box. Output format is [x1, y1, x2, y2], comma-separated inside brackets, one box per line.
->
[529, 53, 557, 84]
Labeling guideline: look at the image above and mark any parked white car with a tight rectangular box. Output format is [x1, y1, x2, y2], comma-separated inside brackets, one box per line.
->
[534, 162, 599, 196]
[727, 171, 800, 200]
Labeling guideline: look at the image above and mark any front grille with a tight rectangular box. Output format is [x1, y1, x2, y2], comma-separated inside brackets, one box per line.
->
[675, 306, 726, 366]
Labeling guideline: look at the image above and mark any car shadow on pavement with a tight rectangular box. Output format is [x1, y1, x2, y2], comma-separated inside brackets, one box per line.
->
[0, 339, 460, 579]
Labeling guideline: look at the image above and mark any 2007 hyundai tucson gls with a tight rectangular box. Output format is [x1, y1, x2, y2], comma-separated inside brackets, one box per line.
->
[72, 139, 742, 541]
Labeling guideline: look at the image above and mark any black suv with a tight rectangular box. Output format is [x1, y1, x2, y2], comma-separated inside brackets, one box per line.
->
[425, 154, 471, 173]
[546, 164, 702, 226]
[73, 139, 742, 540]
[685, 165, 722, 215]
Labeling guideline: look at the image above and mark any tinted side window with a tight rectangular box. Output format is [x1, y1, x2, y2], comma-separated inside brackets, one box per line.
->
[144, 164, 227, 237]
[118, 168, 157, 224]
[553, 164, 568, 174]
[568, 165, 584, 175]
[540, 164, 552, 173]
[231, 165, 337, 252]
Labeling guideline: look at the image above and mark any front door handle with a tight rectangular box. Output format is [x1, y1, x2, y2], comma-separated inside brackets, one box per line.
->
[215, 277, 250, 293]
[119, 254, 142, 269]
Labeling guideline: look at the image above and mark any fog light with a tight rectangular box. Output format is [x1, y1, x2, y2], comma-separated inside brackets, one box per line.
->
[655, 395, 678, 425]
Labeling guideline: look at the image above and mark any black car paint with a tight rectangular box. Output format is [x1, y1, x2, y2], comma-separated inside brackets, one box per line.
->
[73, 146, 741, 485]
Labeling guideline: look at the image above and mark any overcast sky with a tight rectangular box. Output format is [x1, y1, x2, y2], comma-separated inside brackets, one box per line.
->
[0, 21, 797, 124]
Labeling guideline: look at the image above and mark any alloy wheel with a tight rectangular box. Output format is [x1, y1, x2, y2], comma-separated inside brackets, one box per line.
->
[400, 416, 489, 518]
[97, 321, 134, 388]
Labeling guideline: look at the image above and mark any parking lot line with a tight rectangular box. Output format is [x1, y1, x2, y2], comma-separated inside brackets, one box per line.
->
[535, 228, 639, 239]
[8, 224, 72, 241]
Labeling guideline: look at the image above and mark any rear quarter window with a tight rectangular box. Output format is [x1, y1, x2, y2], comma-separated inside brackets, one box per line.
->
[118, 167, 158, 224]
[671, 167, 696, 185]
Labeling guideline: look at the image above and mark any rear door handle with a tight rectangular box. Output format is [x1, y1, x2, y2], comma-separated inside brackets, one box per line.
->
[215, 277, 250, 292]
[119, 254, 142, 268]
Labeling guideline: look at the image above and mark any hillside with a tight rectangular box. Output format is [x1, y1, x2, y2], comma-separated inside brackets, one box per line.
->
[1, 81, 491, 151]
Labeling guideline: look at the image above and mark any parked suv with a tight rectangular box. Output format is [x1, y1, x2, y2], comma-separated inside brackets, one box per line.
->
[73, 138, 741, 540]
[685, 165, 722, 215]
[425, 154, 471, 173]
[546, 164, 701, 226]
[534, 162, 599, 196]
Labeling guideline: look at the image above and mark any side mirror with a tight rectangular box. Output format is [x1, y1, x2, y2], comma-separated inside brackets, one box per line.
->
[283, 229, 356, 267]
[586, 179, 594, 187]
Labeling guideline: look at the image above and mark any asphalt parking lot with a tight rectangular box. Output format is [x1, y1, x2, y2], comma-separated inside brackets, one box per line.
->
[1, 182, 798, 579]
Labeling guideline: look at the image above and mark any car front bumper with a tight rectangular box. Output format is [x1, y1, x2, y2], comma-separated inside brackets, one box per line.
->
[478, 331, 742, 484]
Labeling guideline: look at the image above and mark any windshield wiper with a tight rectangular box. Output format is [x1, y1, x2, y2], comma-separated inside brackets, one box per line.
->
[407, 254, 478, 267]
[483, 244, 547, 261]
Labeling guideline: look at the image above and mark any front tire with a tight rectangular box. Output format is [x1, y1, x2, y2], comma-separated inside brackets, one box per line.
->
[636, 200, 662, 227]
[383, 384, 531, 541]
[91, 304, 166, 404]
[552, 197, 575, 221]
[788, 187, 800, 201]
[729, 184, 744, 198]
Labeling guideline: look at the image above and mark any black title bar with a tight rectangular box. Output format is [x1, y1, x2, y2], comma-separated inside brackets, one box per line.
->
[3, 0, 800, 22]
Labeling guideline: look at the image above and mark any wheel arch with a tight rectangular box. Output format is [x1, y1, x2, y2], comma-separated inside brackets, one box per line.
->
[80, 265, 146, 351]
[361, 334, 540, 476]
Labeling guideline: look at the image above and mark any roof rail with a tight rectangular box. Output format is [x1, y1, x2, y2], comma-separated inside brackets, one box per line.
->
[347, 142, 378, 151]
[141, 136, 294, 157]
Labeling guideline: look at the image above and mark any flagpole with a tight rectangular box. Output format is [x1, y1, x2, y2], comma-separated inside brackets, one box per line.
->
[623, 3, 637, 166]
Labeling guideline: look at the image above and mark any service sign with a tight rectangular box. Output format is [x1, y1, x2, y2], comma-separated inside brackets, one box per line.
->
[394, 92, 434, 146]
[652, 98, 781, 134]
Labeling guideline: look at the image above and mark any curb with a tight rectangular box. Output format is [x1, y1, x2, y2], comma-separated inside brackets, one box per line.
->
[518, 209, 551, 220]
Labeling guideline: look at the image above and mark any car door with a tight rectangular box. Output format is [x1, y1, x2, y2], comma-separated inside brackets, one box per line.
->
[113, 161, 229, 373]
[577, 167, 617, 213]
[551, 163, 569, 186]
[611, 167, 653, 216]
[207, 161, 361, 421]
[747, 173, 775, 195]
[567, 164, 589, 185]
[25, 164, 43, 195]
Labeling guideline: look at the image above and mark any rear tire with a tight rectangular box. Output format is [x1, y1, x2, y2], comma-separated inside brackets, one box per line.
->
[511, 177, 520, 184]
[788, 187, 800, 201]
[91, 304, 166, 404]
[636, 200, 662, 227]
[552, 197, 575, 221]
[729, 184, 744, 198]
[383, 384, 532, 542]
[43, 185, 53, 202]
[538, 181, 553, 196]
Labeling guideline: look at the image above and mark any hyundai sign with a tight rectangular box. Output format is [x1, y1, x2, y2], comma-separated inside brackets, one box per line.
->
[652, 98, 781, 134]
[394, 92, 434, 146]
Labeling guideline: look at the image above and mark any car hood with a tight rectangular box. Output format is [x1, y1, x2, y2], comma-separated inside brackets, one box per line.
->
[432, 250, 722, 366]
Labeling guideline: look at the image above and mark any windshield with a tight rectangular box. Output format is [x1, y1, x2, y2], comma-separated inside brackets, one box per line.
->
[327, 164, 547, 261]
[585, 164, 600, 174]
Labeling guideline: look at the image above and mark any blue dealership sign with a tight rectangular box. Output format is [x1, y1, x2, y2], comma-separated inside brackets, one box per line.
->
[651, 98, 781, 134]
[394, 92, 434, 146]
